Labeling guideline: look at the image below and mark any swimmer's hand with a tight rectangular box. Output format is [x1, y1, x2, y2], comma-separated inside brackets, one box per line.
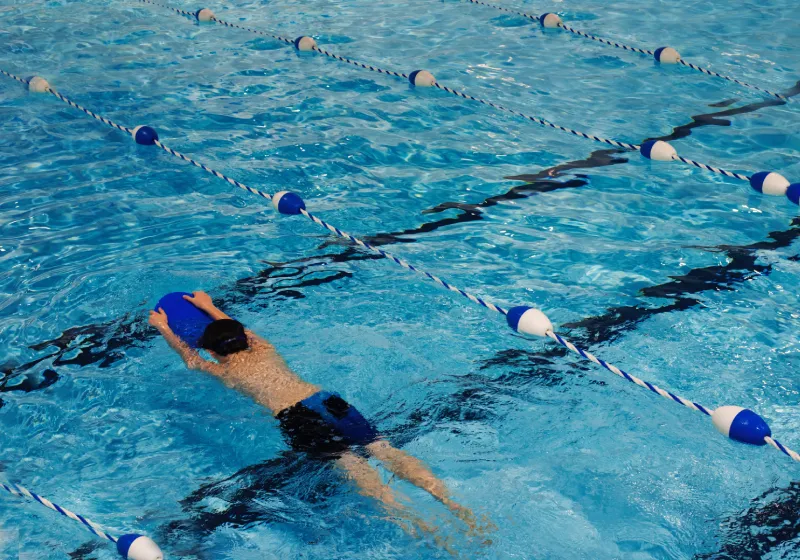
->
[183, 291, 231, 321]
[148, 308, 170, 332]
[148, 307, 219, 373]
[183, 291, 213, 312]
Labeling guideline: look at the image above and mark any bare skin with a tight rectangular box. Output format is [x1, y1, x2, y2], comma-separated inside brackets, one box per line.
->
[149, 291, 478, 535]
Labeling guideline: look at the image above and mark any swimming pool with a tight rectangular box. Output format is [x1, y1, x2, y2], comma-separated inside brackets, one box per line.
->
[1, 0, 800, 557]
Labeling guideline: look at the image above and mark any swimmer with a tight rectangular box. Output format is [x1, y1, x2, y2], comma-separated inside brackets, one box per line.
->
[148, 291, 477, 535]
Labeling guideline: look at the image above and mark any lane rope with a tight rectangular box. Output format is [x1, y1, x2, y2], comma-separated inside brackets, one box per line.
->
[4, 68, 799, 467]
[1, 481, 118, 543]
[458, 0, 787, 100]
[0, 479, 162, 560]
[128, 1, 800, 201]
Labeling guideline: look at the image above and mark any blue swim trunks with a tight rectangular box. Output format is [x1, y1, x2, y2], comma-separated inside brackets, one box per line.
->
[276, 391, 379, 458]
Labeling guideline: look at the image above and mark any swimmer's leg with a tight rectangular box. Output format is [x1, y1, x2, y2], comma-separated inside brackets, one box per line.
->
[336, 451, 434, 537]
[365, 440, 478, 531]
[337, 451, 403, 509]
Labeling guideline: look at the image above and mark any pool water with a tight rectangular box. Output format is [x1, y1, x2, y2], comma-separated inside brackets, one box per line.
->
[1, 0, 800, 558]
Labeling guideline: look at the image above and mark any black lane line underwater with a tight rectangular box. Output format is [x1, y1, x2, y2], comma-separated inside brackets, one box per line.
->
[4, 82, 800, 407]
[697, 482, 800, 559]
[365, 74, 800, 249]
[153, 451, 345, 554]
[9, 206, 799, 411]
[567, 217, 800, 344]
[327, 84, 800, 238]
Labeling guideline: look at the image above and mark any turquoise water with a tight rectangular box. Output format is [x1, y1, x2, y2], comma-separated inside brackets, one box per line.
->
[1, 0, 800, 557]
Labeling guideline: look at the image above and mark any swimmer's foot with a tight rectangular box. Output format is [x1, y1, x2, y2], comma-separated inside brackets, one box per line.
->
[433, 533, 459, 558]
[443, 499, 477, 529]
[443, 499, 496, 538]
[473, 513, 497, 542]
[381, 505, 440, 540]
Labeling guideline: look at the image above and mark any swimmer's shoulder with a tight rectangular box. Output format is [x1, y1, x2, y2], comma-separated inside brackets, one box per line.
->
[245, 329, 274, 349]
[245, 330, 286, 362]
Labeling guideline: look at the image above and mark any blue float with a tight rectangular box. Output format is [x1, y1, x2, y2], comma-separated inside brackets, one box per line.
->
[294, 36, 317, 51]
[116, 533, 163, 560]
[654, 46, 681, 64]
[408, 69, 436, 87]
[506, 306, 553, 337]
[539, 13, 562, 28]
[639, 139, 677, 161]
[153, 292, 214, 348]
[712, 406, 771, 446]
[132, 126, 159, 146]
[27, 76, 50, 93]
[786, 183, 800, 205]
[750, 171, 790, 196]
[272, 191, 306, 215]
[195, 8, 215, 22]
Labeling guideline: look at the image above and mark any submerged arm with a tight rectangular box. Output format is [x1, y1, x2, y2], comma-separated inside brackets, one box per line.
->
[149, 309, 224, 375]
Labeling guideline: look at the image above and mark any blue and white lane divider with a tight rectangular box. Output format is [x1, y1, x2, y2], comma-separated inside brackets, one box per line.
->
[131, 2, 799, 205]
[0, 480, 163, 560]
[136, 0, 294, 45]
[460, 0, 787, 101]
[5, 69, 800, 467]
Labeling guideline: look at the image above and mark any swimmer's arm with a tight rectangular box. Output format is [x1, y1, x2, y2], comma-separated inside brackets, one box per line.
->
[182, 291, 232, 321]
[162, 327, 225, 375]
[244, 329, 275, 349]
[182, 292, 279, 356]
[149, 310, 224, 375]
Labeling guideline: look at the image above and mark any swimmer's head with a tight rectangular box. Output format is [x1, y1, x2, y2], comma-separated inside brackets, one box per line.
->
[199, 319, 249, 356]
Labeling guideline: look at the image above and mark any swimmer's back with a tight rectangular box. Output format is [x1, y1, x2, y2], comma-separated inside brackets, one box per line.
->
[219, 331, 319, 415]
